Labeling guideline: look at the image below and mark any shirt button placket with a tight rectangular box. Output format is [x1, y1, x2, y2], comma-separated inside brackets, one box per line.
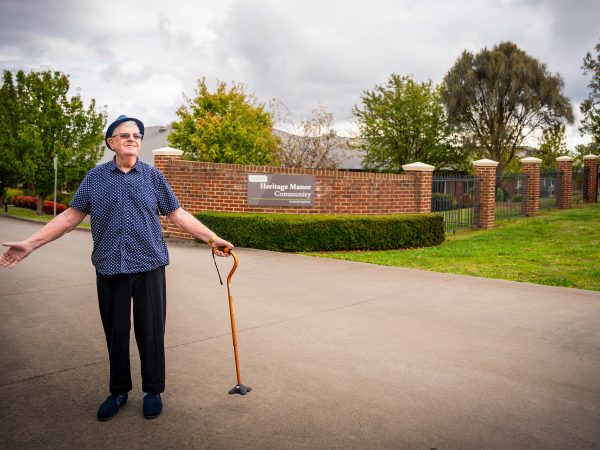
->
[125, 172, 132, 273]
[120, 172, 127, 273]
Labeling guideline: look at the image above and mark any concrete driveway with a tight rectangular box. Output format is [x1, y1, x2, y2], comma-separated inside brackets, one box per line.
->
[1, 215, 599, 449]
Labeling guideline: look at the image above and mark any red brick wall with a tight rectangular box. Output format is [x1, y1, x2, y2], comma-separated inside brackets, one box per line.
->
[412, 171, 433, 213]
[583, 156, 598, 203]
[556, 159, 573, 209]
[155, 154, 432, 240]
[521, 160, 541, 217]
[473, 164, 497, 229]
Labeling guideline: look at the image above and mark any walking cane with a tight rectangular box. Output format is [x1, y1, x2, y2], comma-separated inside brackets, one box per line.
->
[212, 246, 252, 395]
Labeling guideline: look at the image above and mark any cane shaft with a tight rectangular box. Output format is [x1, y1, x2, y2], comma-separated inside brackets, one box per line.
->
[228, 295, 242, 385]
[226, 251, 243, 386]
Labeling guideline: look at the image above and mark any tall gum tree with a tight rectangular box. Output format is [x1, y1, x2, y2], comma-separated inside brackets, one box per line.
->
[580, 39, 600, 151]
[442, 41, 574, 176]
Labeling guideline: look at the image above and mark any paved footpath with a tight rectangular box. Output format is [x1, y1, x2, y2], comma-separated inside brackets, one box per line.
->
[1, 215, 599, 449]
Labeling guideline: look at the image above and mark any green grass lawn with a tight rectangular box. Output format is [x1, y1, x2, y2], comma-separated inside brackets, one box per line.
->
[306, 203, 600, 291]
[1, 205, 91, 229]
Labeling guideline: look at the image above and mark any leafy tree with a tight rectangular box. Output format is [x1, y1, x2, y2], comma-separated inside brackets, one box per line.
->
[0, 71, 26, 207]
[442, 41, 574, 176]
[580, 39, 600, 148]
[533, 125, 569, 170]
[0, 69, 106, 213]
[573, 143, 597, 168]
[275, 102, 350, 169]
[353, 74, 466, 172]
[169, 79, 280, 165]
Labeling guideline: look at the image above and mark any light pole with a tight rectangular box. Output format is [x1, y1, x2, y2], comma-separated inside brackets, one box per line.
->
[53, 155, 58, 217]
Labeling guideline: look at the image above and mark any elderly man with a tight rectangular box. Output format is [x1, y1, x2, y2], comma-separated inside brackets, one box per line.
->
[0, 115, 232, 421]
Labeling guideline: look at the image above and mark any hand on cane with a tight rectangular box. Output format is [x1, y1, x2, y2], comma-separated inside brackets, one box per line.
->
[209, 236, 234, 257]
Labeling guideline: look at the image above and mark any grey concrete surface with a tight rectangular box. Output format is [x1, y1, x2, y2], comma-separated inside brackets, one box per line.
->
[1, 215, 599, 449]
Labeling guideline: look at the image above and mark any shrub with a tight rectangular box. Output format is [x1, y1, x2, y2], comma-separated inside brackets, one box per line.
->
[495, 187, 506, 202]
[12, 195, 37, 209]
[431, 192, 457, 209]
[195, 211, 445, 252]
[11, 196, 67, 214]
[42, 201, 68, 215]
[44, 192, 73, 205]
[5, 188, 24, 202]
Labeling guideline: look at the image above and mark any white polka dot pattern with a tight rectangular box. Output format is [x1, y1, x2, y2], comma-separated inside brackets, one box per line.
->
[70, 158, 181, 275]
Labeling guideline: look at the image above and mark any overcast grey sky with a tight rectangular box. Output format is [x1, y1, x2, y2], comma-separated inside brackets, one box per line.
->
[1, 0, 598, 148]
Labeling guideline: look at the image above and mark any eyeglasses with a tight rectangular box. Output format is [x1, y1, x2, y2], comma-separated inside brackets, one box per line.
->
[111, 133, 143, 140]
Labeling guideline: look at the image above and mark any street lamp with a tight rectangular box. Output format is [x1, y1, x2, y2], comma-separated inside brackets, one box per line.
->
[53, 155, 57, 217]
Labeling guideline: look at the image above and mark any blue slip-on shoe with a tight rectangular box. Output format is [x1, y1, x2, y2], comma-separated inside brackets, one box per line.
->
[143, 392, 162, 419]
[97, 393, 128, 421]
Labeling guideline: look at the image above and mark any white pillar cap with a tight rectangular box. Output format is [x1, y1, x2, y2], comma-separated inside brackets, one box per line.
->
[520, 157, 542, 164]
[583, 154, 599, 160]
[473, 158, 499, 167]
[401, 162, 435, 172]
[152, 147, 184, 156]
[556, 156, 574, 162]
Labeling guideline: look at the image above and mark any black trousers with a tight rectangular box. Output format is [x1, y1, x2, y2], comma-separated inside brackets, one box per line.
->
[96, 266, 166, 395]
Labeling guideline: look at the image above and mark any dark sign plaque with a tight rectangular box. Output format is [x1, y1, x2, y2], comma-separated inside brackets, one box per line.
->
[247, 174, 315, 207]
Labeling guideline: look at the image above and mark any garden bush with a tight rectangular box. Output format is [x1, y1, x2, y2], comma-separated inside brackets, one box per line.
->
[42, 201, 68, 215]
[431, 192, 457, 209]
[195, 211, 444, 252]
[12, 195, 37, 209]
[11, 196, 67, 214]
[495, 187, 506, 202]
[45, 192, 73, 205]
[5, 188, 24, 202]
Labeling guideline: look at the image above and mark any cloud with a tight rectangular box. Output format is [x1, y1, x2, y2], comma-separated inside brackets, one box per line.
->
[0, 0, 597, 146]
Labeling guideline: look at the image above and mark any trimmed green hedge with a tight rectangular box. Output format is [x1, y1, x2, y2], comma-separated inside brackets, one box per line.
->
[194, 211, 444, 252]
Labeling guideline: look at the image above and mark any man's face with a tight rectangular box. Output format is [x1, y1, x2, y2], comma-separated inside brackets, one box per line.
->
[107, 122, 142, 158]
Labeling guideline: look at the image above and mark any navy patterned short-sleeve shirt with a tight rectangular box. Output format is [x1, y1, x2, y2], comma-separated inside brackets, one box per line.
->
[70, 158, 181, 275]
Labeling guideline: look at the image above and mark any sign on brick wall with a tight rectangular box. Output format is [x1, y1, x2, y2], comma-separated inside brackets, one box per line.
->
[247, 174, 315, 207]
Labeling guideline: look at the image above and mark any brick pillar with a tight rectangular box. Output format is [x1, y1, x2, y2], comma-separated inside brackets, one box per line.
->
[152, 147, 183, 174]
[473, 159, 498, 229]
[555, 156, 573, 209]
[583, 154, 599, 203]
[402, 162, 435, 213]
[521, 157, 542, 217]
[152, 148, 184, 237]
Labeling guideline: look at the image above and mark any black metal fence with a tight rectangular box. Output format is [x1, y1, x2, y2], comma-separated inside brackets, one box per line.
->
[432, 174, 479, 233]
[572, 168, 584, 204]
[495, 174, 527, 221]
[540, 171, 560, 209]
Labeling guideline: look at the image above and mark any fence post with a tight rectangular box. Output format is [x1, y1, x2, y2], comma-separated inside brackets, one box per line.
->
[583, 154, 599, 203]
[402, 162, 435, 213]
[473, 159, 498, 229]
[152, 147, 184, 174]
[520, 157, 542, 216]
[556, 156, 573, 209]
